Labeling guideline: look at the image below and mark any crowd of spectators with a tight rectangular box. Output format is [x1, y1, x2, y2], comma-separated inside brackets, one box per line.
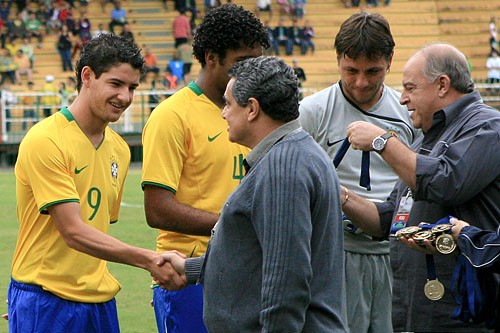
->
[266, 17, 315, 56]
[342, 0, 391, 7]
[0, 0, 496, 138]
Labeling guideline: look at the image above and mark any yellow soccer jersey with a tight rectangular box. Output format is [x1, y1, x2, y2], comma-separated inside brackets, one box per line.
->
[12, 107, 130, 303]
[142, 81, 249, 257]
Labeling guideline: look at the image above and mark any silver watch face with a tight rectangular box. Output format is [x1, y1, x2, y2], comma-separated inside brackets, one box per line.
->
[372, 137, 386, 151]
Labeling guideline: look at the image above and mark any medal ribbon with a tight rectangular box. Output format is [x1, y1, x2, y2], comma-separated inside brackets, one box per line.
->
[423, 216, 454, 286]
[451, 252, 497, 328]
[425, 254, 437, 281]
[333, 138, 371, 191]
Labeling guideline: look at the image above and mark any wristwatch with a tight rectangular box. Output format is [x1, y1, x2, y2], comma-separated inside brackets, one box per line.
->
[371, 132, 394, 153]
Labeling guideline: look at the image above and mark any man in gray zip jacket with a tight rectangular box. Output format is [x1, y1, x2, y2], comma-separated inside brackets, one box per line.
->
[157, 56, 348, 332]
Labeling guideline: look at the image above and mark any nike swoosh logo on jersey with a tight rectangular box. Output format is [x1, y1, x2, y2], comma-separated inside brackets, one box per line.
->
[75, 165, 88, 174]
[326, 138, 344, 147]
[208, 132, 223, 142]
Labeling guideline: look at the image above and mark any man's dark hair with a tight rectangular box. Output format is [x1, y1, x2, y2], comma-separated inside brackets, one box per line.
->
[75, 34, 144, 92]
[193, 4, 270, 67]
[228, 56, 299, 122]
[334, 12, 395, 62]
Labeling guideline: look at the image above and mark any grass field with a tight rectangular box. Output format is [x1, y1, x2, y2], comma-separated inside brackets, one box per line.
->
[0, 167, 160, 333]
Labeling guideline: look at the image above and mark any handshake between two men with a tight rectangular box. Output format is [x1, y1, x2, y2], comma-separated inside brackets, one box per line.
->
[154, 251, 189, 291]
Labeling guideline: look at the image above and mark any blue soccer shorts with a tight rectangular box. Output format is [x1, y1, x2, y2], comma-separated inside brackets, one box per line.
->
[152, 284, 207, 333]
[8, 278, 120, 333]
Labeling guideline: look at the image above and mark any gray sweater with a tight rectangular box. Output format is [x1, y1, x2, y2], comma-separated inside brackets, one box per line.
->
[186, 120, 347, 332]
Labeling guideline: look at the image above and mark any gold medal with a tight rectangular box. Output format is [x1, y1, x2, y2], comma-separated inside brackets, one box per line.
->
[396, 226, 421, 239]
[412, 230, 433, 246]
[435, 234, 456, 255]
[424, 279, 445, 301]
[431, 224, 452, 235]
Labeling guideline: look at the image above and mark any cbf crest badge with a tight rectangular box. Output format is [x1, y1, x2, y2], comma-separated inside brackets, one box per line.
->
[110, 155, 119, 186]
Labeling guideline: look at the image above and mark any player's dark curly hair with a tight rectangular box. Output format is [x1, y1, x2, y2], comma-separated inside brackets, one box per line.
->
[75, 34, 145, 92]
[193, 4, 270, 67]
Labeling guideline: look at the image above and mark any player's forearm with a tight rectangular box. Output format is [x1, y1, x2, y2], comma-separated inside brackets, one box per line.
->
[144, 187, 218, 235]
[341, 189, 384, 237]
[145, 202, 218, 236]
[379, 139, 417, 190]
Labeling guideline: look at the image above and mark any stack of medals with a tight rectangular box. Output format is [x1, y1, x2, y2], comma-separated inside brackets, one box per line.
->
[394, 223, 456, 254]
[394, 223, 457, 301]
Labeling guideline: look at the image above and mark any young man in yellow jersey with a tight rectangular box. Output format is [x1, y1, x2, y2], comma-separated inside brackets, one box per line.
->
[141, 4, 270, 333]
[8, 34, 184, 333]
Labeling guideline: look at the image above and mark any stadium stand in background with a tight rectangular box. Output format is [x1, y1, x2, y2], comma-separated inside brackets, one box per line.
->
[21, 0, 498, 90]
[1, 0, 499, 165]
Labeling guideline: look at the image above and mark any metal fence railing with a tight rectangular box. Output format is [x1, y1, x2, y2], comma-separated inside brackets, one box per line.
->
[1, 85, 500, 145]
[0, 90, 176, 144]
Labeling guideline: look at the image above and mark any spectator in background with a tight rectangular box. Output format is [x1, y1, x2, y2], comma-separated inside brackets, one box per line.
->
[20, 37, 34, 69]
[289, 19, 302, 54]
[108, 1, 128, 34]
[172, 9, 191, 48]
[71, 34, 84, 60]
[0, 19, 6, 49]
[177, 42, 193, 84]
[204, 0, 221, 13]
[300, 19, 314, 55]
[487, 49, 500, 83]
[277, 0, 292, 18]
[143, 46, 160, 82]
[0, 81, 16, 132]
[255, 0, 273, 19]
[14, 0, 27, 13]
[57, 24, 74, 72]
[21, 80, 37, 131]
[184, 0, 197, 26]
[263, 20, 274, 55]
[119, 23, 134, 42]
[92, 23, 109, 38]
[162, 66, 178, 89]
[489, 16, 498, 52]
[7, 12, 27, 43]
[36, 3, 53, 35]
[486, 48, 500, 96]
[66, 75, 77, 103]
[25, 11, 44, 48]
[46, 3, 63, 34]
[148, 79, 160, 113]
[41, 74, 59, 118]
[351, 0, 360, 7]
[167, 52, 184, 85]
[100, 0, 114, 13]
[292, 58, 306, 99]
[0, 48, 18, 85]
[58, 2, 76, 32]
[58, 81, 70, 106]
[13, 49, 32, 83]
[0, 2, 10, 23]
[293, 0, 305, 20]
[190, 9, 203, 36]
[76, 12, 92, 42]
[272, 17, 293, 55]
[5, 38, 20, 62]
[78, 0, 90, 13]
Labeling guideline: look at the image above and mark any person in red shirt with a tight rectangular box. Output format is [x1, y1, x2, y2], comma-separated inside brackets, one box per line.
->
[172, 9, 191, 48]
